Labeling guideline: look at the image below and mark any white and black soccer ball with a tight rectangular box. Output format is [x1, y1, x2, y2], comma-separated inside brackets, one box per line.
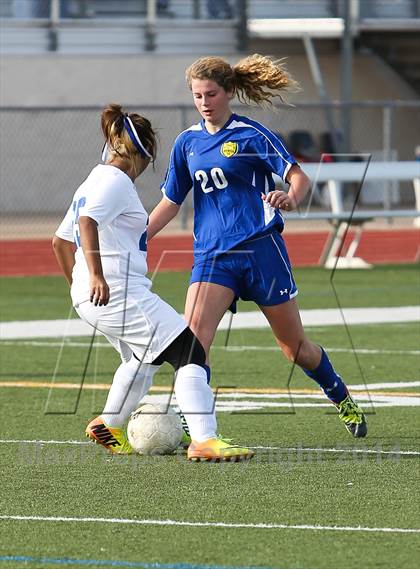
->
[127, 403, 183, 455]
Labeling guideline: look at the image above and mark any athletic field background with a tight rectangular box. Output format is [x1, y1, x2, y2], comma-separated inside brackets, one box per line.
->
[0, 257, 419, 569]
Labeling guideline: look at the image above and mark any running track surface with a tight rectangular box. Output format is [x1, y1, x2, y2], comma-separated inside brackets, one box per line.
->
[0, 230, 419, 276]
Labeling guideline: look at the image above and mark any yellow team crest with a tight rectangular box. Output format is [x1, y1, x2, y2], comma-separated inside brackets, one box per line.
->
[220, 141, 238, 158]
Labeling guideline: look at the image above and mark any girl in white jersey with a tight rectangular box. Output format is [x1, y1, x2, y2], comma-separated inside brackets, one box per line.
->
[148, 56, 367, 439]
[53, 103, 253, 461]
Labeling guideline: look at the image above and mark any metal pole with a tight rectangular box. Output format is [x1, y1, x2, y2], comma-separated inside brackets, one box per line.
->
[77, 0, 89, 18]
[383, 104, 395, 219]
[192, 0, 201, 19]
[48, 0, 60, 51]
[180, 106, 190, 230]
[145, 0, 157, 51]
[340, 0, 355, 153]
[302, 34, 340, 154]
[413, 149, 420, 225]
[236, 0, 248, 52]
[50, 0, 60, 23]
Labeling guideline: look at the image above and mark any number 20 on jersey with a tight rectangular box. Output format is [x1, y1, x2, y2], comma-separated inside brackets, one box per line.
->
[195, 168, 228, 194]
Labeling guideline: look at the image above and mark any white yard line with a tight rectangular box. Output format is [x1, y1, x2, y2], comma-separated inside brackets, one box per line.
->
[94, 392, 420, 409]
[210, 401, 420, 410]
[1, 439, 418, 456]
[215, 346, 420, 356]
[1, 306, 419, 339]
[220, 307, 419, 329]
[215, 381, 420, 394]
[250, 446, 420, 456]
[1, 384, 419, 410]
[349, 381, 420, 390]
[1, 339, 419, 357]
[0, 514, 418, 534]
[0, 439, 91, 445]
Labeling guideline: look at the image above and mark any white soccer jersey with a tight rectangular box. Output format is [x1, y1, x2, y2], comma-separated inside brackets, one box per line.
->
[56, 164, 150, 305]
[55, 163, 186, 364]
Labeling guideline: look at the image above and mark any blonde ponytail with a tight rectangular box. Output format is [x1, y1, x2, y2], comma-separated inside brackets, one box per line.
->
[186, 54, 299, 108]
[233, 54, 299, 106]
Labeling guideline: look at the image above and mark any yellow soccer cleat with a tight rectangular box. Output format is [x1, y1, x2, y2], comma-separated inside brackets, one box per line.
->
[337, 394, 368, 438]
[187, 436, 255, 462]
[85, 416, 133, 454]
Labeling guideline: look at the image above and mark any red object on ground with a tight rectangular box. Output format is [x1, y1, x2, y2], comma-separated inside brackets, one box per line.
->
[0, 230, 419, 277]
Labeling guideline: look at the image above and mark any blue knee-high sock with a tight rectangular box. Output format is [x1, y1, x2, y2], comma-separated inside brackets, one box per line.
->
[203, 364, 211, 384]
[302, 347, 347, 405]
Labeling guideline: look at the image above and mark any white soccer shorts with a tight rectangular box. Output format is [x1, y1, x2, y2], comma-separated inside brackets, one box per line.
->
[75, 284, 187, 364]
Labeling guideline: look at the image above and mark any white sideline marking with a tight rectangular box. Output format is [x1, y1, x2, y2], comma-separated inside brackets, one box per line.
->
[211, 401, 420, 410]
[0, 439, 90, 445]
[1, 340, 419, 357]
[250, 446, 420, 456]
[215, 346, 420, 356]
[217, 380, 420, 392]
[1, 385, 419, 409]
[1, 306, 419, 339]
[144, 393, 419, 410]
[349, 381, 420, 390]
[0, 514, 418, 534]
[1, 386, 418, 408]
[1, 439, 419, 456]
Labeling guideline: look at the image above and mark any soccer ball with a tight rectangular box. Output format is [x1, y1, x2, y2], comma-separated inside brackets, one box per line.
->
[127, 403, 183, 455]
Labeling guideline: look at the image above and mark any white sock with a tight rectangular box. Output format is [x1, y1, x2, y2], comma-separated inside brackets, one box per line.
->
[174, 364, 217, 442]
[101, 356, 160, 428]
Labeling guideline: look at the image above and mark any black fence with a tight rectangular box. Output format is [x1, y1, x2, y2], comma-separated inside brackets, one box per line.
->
[1, 100, 419, 238]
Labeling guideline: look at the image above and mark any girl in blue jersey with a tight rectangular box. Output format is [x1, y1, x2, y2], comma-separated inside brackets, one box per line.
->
[149, 55, 367, 438]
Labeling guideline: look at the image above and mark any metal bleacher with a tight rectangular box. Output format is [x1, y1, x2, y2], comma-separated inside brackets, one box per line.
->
[1, 0, 420, 54]
[248, 0, 420, 38]
[0, 0, 241, 54]
[248, 0, 333, 18]
[247, 0, 420, 19]
[274, 160, 420, 268]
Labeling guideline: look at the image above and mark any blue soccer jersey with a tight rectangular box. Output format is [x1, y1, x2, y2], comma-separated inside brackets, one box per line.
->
[161, 113, 297, 261]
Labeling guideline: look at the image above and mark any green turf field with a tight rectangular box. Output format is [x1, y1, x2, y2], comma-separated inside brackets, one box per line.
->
[0, 264, 419, 321]
[0, 266, 419, 569]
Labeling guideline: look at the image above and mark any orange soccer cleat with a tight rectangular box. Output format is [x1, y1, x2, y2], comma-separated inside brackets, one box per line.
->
[85, 416, 133, 454]
[187, 436, 255, 462]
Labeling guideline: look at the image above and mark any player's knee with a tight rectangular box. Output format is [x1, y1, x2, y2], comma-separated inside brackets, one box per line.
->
[187, 316, 212, 348]
[151, 327, 206, 370]
[282, 340, 315, 367]
[189, 325, 212, 355]
[296, 342, 321, 368]
[281, 345, 298, 363]
[177, 330, 206, 369]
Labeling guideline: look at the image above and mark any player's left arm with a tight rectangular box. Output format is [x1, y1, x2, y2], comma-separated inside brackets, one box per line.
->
[52, 235, 76, 286]
[263, 165, 311, 210]
[255, 127, 311, 211]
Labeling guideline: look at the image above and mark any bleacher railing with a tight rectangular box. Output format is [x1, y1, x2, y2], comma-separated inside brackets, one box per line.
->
[3, 1, 420, 21]
[1, 1, 420, 54]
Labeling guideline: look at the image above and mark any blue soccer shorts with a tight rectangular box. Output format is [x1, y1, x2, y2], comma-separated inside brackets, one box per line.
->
[190, 229, 298, 313]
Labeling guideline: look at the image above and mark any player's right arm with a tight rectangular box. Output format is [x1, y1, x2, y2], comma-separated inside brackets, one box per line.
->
[148, 198, 180, 240]
[78, 215, 109, 306]
[52, 235, 76, 286]
[53, 204, 76, 286]
[148, 133, 192, 240]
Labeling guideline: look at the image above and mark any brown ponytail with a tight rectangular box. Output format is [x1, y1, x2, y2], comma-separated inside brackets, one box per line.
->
[186, 54, 299, 107]
[100, 103, 157, 162]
